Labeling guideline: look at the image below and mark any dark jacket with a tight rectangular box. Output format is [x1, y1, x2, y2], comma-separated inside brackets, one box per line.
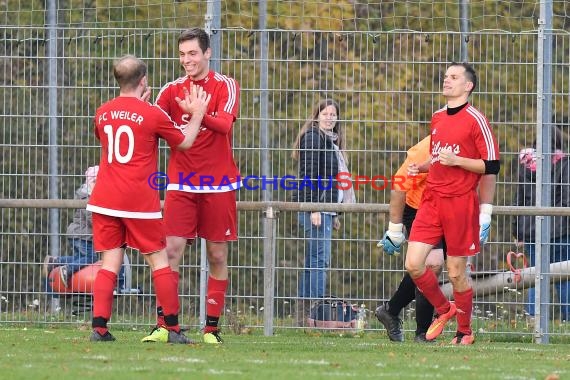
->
[513, 154, 570, 242]
[294, 127, 340, 204]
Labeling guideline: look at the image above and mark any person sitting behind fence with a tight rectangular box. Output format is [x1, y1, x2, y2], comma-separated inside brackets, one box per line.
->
[43, 166, 125, 290]
[512, 125, 570, 321]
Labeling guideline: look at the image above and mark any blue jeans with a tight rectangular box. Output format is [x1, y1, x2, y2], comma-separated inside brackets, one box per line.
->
[52, 239, 126, 290]
[525, 237, 570, 320]
[55, 239, 98, 276]
[298, 212, 333, 299]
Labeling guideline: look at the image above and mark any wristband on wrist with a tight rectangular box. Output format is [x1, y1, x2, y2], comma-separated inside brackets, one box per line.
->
[480, 203, 493, 215]
[479, 204, 493, 224]
[388, 221, 403, 232]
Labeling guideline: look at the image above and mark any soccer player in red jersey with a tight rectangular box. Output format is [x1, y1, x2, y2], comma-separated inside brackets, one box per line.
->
[405, 62, 500, 345]
[87, 55, 210, 343]
[143, 28, 240, 344]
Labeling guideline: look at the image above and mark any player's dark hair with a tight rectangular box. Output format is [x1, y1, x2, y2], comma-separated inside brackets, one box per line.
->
[178, 28, 210, 53]
[450, 61, 477, 95]
[113, 55, 146, 91]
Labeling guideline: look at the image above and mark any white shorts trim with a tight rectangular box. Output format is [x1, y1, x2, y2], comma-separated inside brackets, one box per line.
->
[86, 204, 162, 219]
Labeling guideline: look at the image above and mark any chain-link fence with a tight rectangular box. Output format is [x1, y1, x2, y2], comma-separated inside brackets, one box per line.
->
[1, 1, 570, 342]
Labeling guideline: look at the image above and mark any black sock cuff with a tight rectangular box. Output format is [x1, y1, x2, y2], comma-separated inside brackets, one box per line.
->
[92, 316, 107, 328]
[164, 314, 179, 327]
[206, 316, 220, 327]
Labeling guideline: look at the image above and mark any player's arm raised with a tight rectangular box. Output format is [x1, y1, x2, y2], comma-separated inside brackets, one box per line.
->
[175, 84, 211, 150]
[201, 78, 238, 134]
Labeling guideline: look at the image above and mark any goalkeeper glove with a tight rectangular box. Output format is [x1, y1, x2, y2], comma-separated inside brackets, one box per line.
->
[377, 222, 406, 255]
[479, 203, 493, 245]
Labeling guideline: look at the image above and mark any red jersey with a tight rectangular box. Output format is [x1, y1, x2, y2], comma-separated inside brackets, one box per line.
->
[427, 103, 499, 196]
[87, 96, 185, 218]
[156, 70, 240, 192]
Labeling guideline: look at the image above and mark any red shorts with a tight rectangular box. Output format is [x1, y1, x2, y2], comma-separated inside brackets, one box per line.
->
[92, 213, 166, 254]
[409, 189, 480, 257]
[164, 190, 237, 242]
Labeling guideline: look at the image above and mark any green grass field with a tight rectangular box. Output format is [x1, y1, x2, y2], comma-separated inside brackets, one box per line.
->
[0, 326, 567, 380]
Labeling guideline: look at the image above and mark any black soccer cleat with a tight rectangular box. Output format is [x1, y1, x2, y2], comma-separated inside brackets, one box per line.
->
[90, 330, 116, 342]
[168, 330, 195, 344]
[375, 304, 404, 342]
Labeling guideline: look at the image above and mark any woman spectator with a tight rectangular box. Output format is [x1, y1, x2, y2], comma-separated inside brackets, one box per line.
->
[291, 99, 355, 326]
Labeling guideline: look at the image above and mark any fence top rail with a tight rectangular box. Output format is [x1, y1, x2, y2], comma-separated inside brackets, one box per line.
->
[3, 26, 565, 36]
[0, 199, 568, 216]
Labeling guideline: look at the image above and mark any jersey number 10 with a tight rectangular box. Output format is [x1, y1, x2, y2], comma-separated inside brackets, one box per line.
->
[103, 125, 135, 164]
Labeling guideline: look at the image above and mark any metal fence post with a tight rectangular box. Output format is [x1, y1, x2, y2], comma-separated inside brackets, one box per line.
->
[46, 0, 60, 314]
[199, 0, 222, 331]
[258, 0, 275, 337]
[263, 206, 278, 336]
[535, 0, 554, 344]
[459, 0, 469, 62]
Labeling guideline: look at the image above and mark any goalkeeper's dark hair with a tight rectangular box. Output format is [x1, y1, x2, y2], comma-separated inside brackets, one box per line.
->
[178, 28, 210, 53]
[450, 61, 477, 95]
[113, 55, 147, 92]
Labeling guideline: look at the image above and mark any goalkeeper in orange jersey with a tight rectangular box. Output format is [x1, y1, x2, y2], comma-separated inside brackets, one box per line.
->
[375, 136, 446, 342]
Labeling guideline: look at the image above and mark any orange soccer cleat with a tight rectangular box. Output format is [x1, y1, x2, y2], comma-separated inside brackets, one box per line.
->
[426, 302, 457, 340]
[451, 332, 475, 345]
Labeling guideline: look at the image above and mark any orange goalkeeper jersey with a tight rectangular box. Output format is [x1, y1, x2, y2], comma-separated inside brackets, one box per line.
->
[394, 136, 430, 209]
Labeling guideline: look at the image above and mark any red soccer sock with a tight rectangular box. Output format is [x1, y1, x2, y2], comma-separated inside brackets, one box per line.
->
[153, 267, 180, 332]
[156, 271, 179, 327]
[412, 268, 450, 315]
[92, 269, 117, 323]
[173, 270, 180, 290]
[204, 276, 228, 333]
[454, 288, 474, 335]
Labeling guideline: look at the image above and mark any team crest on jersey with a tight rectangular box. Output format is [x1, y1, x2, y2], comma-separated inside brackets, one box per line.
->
[432, 129, 437, 135]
